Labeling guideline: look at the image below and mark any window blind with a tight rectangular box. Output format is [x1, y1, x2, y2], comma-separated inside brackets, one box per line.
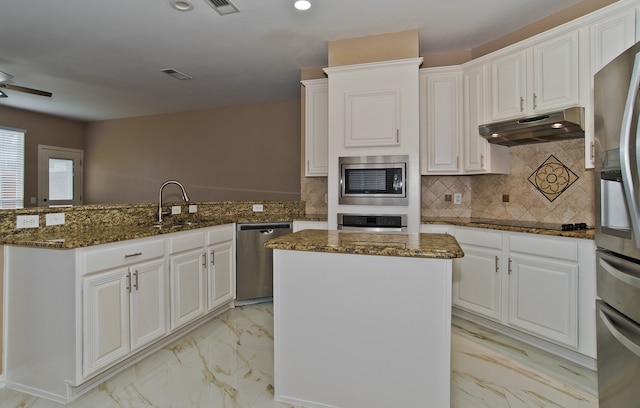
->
[0, 126, 25, 209]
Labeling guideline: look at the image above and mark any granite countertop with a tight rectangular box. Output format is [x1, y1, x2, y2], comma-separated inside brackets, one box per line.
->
[264, 229, 464, 259]
[422, 217, 595, 240]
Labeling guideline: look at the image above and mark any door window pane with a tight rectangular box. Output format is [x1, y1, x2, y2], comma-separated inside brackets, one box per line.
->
[48, 158, 74, 200]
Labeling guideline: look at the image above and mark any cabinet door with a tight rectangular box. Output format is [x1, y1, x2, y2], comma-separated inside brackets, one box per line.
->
[129, 259, 167, 352]
[82, 267, 130, 377]
[344, 89, 400, 147]
[169, 249, 206, 330]
[491, 51, 526, 121]
[508, 254, 578, 348]
[454, 245, 503, 321]
[532, 31, 580, 113]
[207, 240, 234, 311]
[463, 63, 490, 173]
[422, 68, 462, 174]
[303, 79, 328, 176]
[590, 9, 636, 75]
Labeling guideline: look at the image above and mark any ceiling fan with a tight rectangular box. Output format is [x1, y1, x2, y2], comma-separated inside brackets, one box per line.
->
[0, 70, 52, 98]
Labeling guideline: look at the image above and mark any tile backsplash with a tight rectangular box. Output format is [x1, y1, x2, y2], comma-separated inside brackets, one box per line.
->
[422, 139, 595, 226]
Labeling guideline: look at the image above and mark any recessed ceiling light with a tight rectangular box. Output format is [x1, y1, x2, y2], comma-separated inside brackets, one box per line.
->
[294, 0, 311, 11]
[170, 0, 194, 12]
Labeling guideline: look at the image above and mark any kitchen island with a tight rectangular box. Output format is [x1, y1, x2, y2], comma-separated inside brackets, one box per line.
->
[264, 229, 463, 408]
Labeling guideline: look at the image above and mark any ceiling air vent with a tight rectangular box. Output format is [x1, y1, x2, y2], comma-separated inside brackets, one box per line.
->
[206, 0, 239, 15]
[161, 68, 193, 80]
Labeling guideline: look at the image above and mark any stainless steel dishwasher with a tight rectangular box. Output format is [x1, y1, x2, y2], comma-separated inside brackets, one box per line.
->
[236, 222, 292, 303]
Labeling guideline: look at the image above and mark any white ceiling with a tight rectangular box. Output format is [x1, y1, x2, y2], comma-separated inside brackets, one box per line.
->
[0, 0, 584, 122]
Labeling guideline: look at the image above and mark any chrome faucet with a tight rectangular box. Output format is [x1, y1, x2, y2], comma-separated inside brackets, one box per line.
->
[158, 180, 190, 223]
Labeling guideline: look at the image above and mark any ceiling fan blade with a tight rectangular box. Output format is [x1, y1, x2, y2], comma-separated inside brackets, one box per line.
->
[0, 83, 52, 97]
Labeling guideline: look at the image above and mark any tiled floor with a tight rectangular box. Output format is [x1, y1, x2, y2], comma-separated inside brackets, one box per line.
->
[0, 302, 598, 407]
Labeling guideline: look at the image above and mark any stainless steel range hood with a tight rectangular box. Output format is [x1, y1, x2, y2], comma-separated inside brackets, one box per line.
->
[478, 107, 585, 147]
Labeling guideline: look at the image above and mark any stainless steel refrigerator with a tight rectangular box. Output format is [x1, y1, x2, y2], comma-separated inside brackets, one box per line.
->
[594, 40, 640, 408]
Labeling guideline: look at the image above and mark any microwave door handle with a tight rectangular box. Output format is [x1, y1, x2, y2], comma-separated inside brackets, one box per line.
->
[620, 51, 640, 248]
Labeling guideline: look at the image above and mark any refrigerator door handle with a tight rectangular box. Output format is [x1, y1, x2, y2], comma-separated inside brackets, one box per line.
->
[620, 51, 640, 248]
[600, 257, 640, 288]
[599, 307, 640, 358]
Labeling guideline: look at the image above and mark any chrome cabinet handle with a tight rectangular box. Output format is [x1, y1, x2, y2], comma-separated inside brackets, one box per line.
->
[533, 93, 537, 109]
[210, 249, 215, 266]
[520, 97, 524, 112]
[202, 253, 207, 269]
[126, 273, 131, 292]
[508, 258, 512, 275]
[495, 256, 499, 273]
[133, 270, 139, 290]
[124, 252, 142, 258]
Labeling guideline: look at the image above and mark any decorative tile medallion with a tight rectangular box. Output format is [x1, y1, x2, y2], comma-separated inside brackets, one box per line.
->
[528, 155, 579, 202]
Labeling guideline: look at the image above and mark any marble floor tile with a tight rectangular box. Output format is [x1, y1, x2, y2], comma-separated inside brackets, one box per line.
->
[0, 303, 598, 407]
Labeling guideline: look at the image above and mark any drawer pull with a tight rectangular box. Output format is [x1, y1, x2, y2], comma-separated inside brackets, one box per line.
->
[124, 252, 142, 258]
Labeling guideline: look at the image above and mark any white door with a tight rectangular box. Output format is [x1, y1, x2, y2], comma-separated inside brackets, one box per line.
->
[38, 145, 83, 206]
[82, 268, 130, 377]
[508, 254, 578, 348]
[207, 240, 234, 311]
[129, 259, 167, 351]
[454, 245, 502, 321]
[169, 249, 206, 330]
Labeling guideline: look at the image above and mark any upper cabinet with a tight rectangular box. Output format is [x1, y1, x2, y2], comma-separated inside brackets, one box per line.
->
[324, 58, 422, 154]
[421, 63, 509, 175]
[490, 31, 580, 121]
[302, 78, 328, 176]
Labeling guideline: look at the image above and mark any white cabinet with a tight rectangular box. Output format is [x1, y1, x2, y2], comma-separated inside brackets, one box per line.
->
[462, 62, 510, 174]
[507, 234, 580, 348]
[206, 225, 235, 311]
[5, 225, 236, 403]
[420, 67, 462, 174]
[344, 89, 401, 148]
[168, 230, 206, 330]
[82, 258, 166, 377]
[81, 237, 166, 377]
[302, 78, 328, 176]
[452, 227, 503, 322]
[425, 223, 596, 362]
[490, 31, 580, 121]
[420, 64, 509, 175]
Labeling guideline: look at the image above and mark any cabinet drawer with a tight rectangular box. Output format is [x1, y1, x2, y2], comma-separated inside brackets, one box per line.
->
[509, 234, 578, 261]
[454, 227, 503, 249]
[168, 230, 205, 254]
[84, 238, 165, 274]
[207, 224, 234, 244]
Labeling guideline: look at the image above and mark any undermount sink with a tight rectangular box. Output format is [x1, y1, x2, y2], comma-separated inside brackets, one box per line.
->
[150, 221, 198, 229]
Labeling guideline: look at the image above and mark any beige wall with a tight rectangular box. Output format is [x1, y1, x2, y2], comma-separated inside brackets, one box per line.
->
[84, 100, 301, 204]
[0, 106, 86, 207]
[328, 29, 419, 67]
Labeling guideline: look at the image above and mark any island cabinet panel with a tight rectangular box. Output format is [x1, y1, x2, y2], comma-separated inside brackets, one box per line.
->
[273, 250, 453, 408]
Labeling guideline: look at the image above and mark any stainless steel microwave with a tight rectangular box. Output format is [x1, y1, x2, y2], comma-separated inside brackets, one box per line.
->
[339, 155, 408, 206]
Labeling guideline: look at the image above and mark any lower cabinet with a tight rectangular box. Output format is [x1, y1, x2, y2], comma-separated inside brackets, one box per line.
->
[82, 258, 166, 377]
[4, 224, 236, 403]
[421, 224, 596, 362]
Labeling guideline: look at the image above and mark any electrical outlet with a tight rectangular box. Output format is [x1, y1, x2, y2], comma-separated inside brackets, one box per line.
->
[453, 193, 462, 205]
[189, 204, 198, 213]
[46, 213, 65, 226]
[16, 215, 39, 228]
[252, 204, 264, 212]
[171, 205, 181, 215]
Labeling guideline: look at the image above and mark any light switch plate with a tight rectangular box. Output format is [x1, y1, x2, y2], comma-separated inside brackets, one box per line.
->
[46, 213, 65, 226]
[252, 204, 264, 212]
[171, 205, 182, 215]
[453, 193, 462, 205]
[189, 204, 197, 213]
[16, 215, 39, 228]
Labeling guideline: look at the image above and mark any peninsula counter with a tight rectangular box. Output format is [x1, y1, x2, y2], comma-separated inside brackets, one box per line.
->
[264, 229, 463, 408]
